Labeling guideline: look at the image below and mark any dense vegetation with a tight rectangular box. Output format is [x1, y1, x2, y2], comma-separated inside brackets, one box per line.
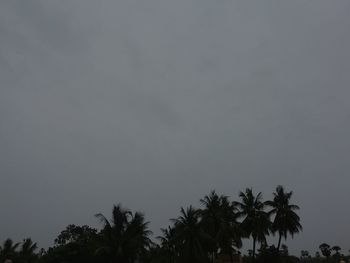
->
[0, 186, 347, 263]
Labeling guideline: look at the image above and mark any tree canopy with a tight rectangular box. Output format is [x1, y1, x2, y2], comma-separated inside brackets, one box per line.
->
[0, 186, 312, 263]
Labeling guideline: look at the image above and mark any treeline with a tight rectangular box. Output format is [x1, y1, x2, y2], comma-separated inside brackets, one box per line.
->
[0, 186, 344, 263]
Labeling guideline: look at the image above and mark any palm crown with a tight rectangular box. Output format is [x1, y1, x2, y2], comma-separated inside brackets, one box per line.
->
[266, 185, 302, 250]
[95, 204, 152, 263]
[233, 188, 271, 259]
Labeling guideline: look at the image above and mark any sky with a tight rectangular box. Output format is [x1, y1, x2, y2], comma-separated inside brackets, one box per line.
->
[1, 0, 350, 255]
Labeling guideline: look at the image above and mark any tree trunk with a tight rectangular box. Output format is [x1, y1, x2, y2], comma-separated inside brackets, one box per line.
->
[252, 237, 256, 260]
[277, 233, 282, 251]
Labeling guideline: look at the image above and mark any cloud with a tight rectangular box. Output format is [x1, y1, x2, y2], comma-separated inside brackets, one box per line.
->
[1, 0, 350, 253]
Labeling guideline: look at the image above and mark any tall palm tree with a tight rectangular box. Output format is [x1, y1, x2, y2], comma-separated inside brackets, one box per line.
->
[171, 206, 212, 263]
[266, 186, 302, 251]
[233, 188, 271, 259]
[200, 191, 242, 263]
[95, 204, 152, 263]
[19, 238, 38, 263]
[0, 239, 20, 262]
[159, 226, 176, 249]
[157, 226, 178, 263]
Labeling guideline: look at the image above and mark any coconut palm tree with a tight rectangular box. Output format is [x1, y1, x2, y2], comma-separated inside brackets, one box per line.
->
[0, 239, 20, 262]
[200, 191, 243, 263]
[19, 238, 38, 263]
[266, 186, 302, 251]
[233, 188, 271, 259]
[156, 226, 178, 263]
[95, 204, 152, 263]
[159, 226, 176, 250]
[171, 206, 212, 263]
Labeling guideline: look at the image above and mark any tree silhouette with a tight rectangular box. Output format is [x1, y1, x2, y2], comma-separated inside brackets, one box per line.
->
[300, 250, 310, 259]
[41, 224, 99, 263]
[95, 204, 152, 263]
[266, 185, 302, 251]
[200, 191, 242, 263]
[54, 225, 98, 246]
[319, 243, 331, 259]
[171, 206, 212, 263]
[0, 187, 306, 263]
[332, 245, 341, 257]
[19, 238, 38, 263]
[157, 226, 178, 263]
[0, 239, 20, 262]
[234, 188, 271, 259]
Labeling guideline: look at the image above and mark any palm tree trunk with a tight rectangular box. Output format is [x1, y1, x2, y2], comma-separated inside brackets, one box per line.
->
[252, 237, 256, 259]
[277, 233, 282, 251]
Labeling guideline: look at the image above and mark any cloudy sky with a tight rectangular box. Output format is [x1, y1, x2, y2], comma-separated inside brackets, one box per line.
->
[1, 0, 350, 254]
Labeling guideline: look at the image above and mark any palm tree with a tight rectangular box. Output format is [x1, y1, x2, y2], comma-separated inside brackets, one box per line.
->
[0, 239, 20, 262]
[159, 226, 176, 250]
[19, 238, 38, 263]
[200, 191, 242, 263]
[233, 188, 271, 259]
[95, 204, 152, 263]
[171, 206, 212, 263]
[157, 226, 178, 263]
[266, 186, 302, 251]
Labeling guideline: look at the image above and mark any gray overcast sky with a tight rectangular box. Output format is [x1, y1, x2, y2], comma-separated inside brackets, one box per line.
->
[1, 0, 350, 255]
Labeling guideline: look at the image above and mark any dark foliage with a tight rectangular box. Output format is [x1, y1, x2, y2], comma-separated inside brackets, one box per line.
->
[0, 186, 307, 263]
